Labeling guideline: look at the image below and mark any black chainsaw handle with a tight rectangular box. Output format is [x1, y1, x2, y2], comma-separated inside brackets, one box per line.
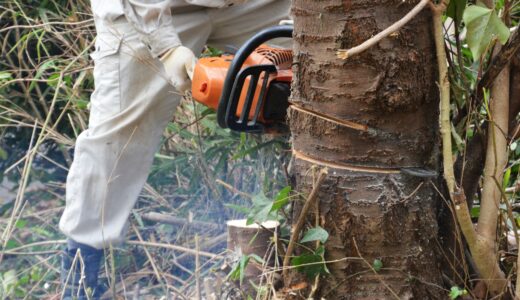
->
[216, 25, 293, 128]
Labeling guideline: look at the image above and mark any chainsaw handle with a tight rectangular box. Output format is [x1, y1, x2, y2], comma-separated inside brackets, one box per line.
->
[217, 25, 293, 128]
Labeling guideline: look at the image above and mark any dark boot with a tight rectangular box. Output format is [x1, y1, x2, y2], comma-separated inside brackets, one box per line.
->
[61, 239, 103, 300]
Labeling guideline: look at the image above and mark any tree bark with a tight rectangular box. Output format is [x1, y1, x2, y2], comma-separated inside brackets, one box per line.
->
[288, 0, 444, 298]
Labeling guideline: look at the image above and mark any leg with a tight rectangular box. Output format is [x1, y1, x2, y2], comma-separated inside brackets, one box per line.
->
[59, 17, 212, 297]
[59, 24, 178, 249]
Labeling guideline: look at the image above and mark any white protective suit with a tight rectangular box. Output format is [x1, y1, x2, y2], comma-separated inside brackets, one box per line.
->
[59, 0, 291, 249]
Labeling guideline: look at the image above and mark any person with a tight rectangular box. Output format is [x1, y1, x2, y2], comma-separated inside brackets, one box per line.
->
[59, 0, 291, 298]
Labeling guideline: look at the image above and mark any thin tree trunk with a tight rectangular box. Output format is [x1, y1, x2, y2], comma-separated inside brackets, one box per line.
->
[288, 0, 443, 298]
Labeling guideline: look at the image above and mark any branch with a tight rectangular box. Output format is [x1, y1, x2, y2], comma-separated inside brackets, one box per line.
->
[433, 5, 455, 193]
[141, 212, 225, 231]
[282, 168, 327, 281]
[336, 0, 430, 59]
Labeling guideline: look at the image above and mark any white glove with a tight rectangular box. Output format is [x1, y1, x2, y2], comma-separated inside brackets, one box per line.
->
[160, 46, 197, 93]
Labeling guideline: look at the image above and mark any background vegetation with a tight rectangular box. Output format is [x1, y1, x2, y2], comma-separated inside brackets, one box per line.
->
[0, 0, 290, 298]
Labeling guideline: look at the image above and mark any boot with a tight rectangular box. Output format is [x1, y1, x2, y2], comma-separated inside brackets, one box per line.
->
[60, 239, 103, 300]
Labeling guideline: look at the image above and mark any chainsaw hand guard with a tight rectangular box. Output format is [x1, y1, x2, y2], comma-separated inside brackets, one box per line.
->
[226, 65, 277, 132]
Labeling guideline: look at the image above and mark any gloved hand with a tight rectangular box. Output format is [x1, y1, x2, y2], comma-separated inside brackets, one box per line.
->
[160, 46, 197, 93]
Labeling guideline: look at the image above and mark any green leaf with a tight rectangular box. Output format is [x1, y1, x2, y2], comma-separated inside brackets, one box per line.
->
[291, 252, 328, 278]
[300, 226, 329, 244]
[449, 286, 468, 299]
[5, 240, 19, 250]
[373, 259, 383, 272]
[18, 275, 29, 285]
[470, 206, 480, 218]
[74, 99, 90, 110]
[1, 269, 18, 295]
[0, 147, 8, 160]
[271, 186, 291, 211]
[446, 0, 467, 26]
[246, 193, 274, 225]
[30, 267, 41, 282]
[15, 219, 27, 229]
[0, 71, 12, 81]
[463, 5, 511, 59]
[228, 255, 250, 285]
[503, 168, 511, 189]
[248, 253, 265, 264]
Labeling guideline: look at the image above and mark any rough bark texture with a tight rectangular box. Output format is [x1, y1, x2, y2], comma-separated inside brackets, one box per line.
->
[288, 0, 444, 298]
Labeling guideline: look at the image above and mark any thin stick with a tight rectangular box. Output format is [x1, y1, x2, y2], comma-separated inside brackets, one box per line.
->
[352, 238, 400, 300]
[141, 212, 224, 231]
[433, 2, 455, 194]
[132, 224, 168, 294]
[127, 241, 222, 259]
[195, 235, 201, 300]
[2, 239, 222, 259]
[215, 179, 252, 199]
[282, 168, 327, 281]
[336, 0, 430, 59]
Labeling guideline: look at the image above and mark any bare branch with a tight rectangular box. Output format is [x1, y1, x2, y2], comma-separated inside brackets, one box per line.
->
[336, 0, 429, 59]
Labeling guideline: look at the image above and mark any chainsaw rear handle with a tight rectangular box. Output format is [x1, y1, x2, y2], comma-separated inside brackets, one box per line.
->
[216, 25, 293, 129]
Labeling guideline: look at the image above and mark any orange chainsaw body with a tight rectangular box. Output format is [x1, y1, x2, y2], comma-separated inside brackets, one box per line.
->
[191, 45, 292, 124]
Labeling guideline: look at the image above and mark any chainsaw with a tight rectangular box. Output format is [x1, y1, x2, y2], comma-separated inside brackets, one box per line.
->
[191, 25, 293, 133]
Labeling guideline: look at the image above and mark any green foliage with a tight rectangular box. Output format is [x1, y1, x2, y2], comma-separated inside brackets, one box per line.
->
[446, 0, 467, 26]
[291, 246, 329, 278]
[449, 286, 468, 299]
[201, 46, 224, 58]
[0, 1, 290, 297]
[300, 226, 329, 244]
[463, 4, 510, 59]
[245, 186, 291, 225]
[228, 254, 264, 285]
[372, 259, 383, 272]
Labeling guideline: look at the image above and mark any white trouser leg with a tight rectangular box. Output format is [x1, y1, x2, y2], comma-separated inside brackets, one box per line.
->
[59, 24, 184, 249]
[60, 0, 290, 249]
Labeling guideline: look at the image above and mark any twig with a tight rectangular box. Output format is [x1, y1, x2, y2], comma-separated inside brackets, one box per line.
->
[127, 240, 222, 259]
[132, 224, 168, 294]
[282, 168, 327, 281]
[0, 19, 94, 34]
[141, 212, 225, 231]
[352, 238, 400, 300]
[195, 235, 201, 300]
[432, 2, 455, 194]
[176, 233, 227, 262]
[336, 0, 429, 59]
[215, 179, 252, 199]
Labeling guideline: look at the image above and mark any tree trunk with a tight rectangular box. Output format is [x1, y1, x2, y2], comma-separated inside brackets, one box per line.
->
[288, 0, 444, 298]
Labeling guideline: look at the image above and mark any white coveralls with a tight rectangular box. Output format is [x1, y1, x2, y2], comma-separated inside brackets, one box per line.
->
[59, 0, 290, 249]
